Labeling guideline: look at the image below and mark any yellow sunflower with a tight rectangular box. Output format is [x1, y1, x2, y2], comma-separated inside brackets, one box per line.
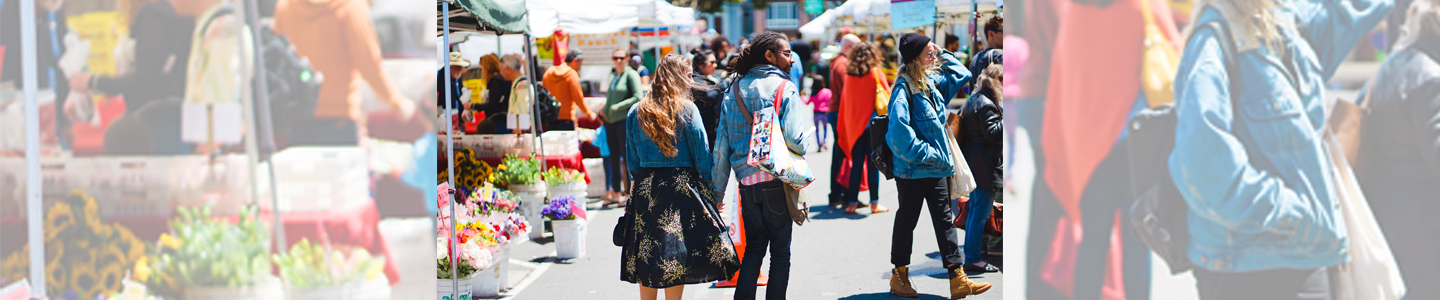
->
[44, 201, 75, 240]
[98, 263, 125, 297]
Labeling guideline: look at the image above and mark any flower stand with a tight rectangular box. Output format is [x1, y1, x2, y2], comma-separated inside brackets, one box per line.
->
[437, 276, 473, 300]
[512, 184, 548, 240]
[553, 219, 587, 259]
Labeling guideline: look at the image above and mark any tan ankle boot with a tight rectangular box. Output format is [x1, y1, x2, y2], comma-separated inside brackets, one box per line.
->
[949, 268, 992, 299]
[890, 266, 919, 298]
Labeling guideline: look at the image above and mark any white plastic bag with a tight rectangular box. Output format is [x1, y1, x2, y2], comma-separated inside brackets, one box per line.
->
[1326, 134, 1406, 300]
[945, 126, 977, 198]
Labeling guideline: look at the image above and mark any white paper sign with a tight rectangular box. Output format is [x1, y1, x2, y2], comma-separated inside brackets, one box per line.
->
[181, 102, 243, 144]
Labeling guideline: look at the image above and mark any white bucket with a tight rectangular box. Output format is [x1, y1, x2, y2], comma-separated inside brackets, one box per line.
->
[507, 183, 547, 196]
[519, 195, 547, 240]
[185, 275, 284, 300]
[284, 284, 347, 300]
[436, 276, 473, 300]
[497, 245, 511, 291]
[553, 219, 587, 259]
[547, 182, 588, 200]
[350, 277, 392, 300]
[472, 263, 501, 297]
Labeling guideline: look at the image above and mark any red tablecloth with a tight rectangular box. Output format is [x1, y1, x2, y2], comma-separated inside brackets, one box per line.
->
[440, 151, 591, 184]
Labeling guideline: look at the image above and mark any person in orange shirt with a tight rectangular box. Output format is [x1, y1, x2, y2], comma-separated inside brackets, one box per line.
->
[542, 50, 595, 131]
[273, 0, 416, 146]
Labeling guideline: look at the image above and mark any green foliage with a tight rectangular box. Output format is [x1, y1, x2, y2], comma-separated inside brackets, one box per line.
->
[497, 154, 544, 187]
[154, 205, 270, 288]
[272, 238, 386, 289]
[542, 167, 584, 185]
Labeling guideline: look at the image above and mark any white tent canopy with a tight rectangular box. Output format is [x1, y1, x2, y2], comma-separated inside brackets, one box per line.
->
[801, 0, 1003, 38]
[528, 0, 695, 38]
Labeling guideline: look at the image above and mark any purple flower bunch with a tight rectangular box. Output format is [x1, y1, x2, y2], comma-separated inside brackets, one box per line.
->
[541, 196, 577, 220]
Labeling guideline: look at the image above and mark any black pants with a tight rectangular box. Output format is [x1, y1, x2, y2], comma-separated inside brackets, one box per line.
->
[1194, 267, 1332, 300]
[846, 130, 880, 205]
[605, 120, 629, 193]
[828, 113, 846, 207]
[892, 177, 963, 267]
[736, 180, 792, 300]
[1073, 141, 1151, 300]
[290, 117, 359, 146]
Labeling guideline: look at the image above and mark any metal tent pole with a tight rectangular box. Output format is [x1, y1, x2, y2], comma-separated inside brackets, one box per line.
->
[525, 34, 545, 171]
[442, 0, 459, 294]
[19, 0, 45, 297]
[236, 0, 285, 252]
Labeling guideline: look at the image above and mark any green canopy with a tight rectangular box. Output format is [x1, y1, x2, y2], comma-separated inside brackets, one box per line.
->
[439, 0, 528, 35]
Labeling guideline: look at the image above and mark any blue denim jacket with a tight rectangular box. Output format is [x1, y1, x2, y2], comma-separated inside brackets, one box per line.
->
[886, 50, 972, 179]
[712, 65, 811, 195]
[1169, 0, 1390, 272]
[626, 102, 714, 188]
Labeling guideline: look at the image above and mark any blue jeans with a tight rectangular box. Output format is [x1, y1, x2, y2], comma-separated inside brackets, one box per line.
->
[963, 188, 998, 264]
[736, 180, 792, 300]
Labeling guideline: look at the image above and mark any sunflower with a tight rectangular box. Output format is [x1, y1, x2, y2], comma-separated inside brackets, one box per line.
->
[70, 261, 100, 299]
[98, 263, 124, 297]
[44, 201, 75, 240]
[114, 226, 146, 262]
[44, 253, 68, 297]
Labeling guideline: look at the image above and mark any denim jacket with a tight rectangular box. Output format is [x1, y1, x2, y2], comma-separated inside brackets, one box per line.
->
[712, 65, 811, 195]
[626, 101, 714, 189]
[886, 50, 972, 179]
[1169, 0, 1391, 272]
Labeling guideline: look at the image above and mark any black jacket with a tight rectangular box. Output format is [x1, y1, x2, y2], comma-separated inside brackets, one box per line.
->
[437, 69, 465, 110]
[1357, 42, 1440, 236]
[691, 73, 723, 148]
[959, 90, 1003, 192]
[473, 77, 512, 116]
[92, 1, 193, 114]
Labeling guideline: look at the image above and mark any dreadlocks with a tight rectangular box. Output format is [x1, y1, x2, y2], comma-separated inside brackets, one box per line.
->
[727, 31, 790, 82]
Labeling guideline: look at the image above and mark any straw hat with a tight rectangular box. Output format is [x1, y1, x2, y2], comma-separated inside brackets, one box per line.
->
[449, 52, 471, 68]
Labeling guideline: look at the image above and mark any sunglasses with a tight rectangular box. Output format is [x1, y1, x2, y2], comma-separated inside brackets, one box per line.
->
[613, 57, 626, 61]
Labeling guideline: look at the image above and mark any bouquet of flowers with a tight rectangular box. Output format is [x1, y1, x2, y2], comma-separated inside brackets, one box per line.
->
[437, 221, 499, 279]
[501, 215, 530, 241]
[541, 196, 586, 221]
[271, 238, 386, 289]
[496, 154, 544, 188]
[542, 167, 584, 185]
[465, 183, 519, 216]
[144, 205, 270, 291]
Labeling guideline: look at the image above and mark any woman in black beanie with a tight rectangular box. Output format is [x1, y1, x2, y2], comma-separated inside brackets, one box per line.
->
[883, 33, 992, 299]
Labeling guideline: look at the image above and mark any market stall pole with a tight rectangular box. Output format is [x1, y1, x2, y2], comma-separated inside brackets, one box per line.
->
[18, 0, 46, 296]
[236, 0, 288, 252]
[441, 0, 462, 295]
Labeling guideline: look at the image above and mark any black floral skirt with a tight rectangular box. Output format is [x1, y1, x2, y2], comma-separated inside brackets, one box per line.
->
[620, 167, 740, 288]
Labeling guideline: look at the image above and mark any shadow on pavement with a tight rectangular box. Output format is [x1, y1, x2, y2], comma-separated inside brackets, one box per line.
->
[838, 292, 955, 299]
[810, 206, 869, 220]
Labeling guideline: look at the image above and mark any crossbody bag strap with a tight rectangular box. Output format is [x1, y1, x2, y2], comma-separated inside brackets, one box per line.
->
[731, 78, 753, 124]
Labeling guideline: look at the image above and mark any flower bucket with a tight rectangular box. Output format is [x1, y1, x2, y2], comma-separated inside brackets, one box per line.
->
[553, 219, 587, 259]
[350, 277, 392, 300]
[436, 276, 473, 300]
[284, 284, 348, 300]
[547, 182, 587, 200]
[497, 245, 512, 291]
[507, 183, 547, 196]
[515, 187, 549, 240]
[185, 275, 284, 300]
[472, 262, 502, 297]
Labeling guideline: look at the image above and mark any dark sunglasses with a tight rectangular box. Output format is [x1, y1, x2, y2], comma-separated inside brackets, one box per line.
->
[612, 57, 626, 61]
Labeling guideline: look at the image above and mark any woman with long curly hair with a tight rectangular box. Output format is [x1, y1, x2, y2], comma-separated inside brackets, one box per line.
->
[620, 54, 739, 300]
[838, 42, 892, 215]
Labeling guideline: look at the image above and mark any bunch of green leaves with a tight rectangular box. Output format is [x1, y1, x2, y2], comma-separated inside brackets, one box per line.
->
[542, 167, 584, 185]
[272, 238, 385, 289]
[496, 154, 544, 187]
[153, 205, 270, 288]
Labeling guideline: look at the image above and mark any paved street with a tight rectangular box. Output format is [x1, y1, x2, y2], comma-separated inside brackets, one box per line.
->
[484, 125, 1005, 299]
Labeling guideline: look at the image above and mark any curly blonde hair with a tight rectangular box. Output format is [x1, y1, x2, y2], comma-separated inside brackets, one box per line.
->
[637, 54, 696, 157]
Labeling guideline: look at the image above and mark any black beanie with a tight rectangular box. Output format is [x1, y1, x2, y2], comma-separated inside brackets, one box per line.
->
[899, 33, 931, 64]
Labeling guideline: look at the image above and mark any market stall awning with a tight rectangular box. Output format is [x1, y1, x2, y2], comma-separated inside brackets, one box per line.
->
[528, 0, 641, 38]
[438, 0, 528, 35]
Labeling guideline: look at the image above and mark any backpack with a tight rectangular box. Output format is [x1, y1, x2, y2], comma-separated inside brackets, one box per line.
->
[533, 82, 560, 128]
[1126, 18, 1239, 275]
[201, 6, 321, 136]
[869, 82, 901, 180]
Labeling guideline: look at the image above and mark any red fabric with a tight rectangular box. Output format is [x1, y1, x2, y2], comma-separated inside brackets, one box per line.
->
[834, 157, 870, 191]
[73, 96, 126, 156]
[574, 115, 603, 130]
[1039, 211, 1128, 300]
[1042, 0, 1144, 225]
[838, 70, 886, 157]
[828, 55, 848, 113]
